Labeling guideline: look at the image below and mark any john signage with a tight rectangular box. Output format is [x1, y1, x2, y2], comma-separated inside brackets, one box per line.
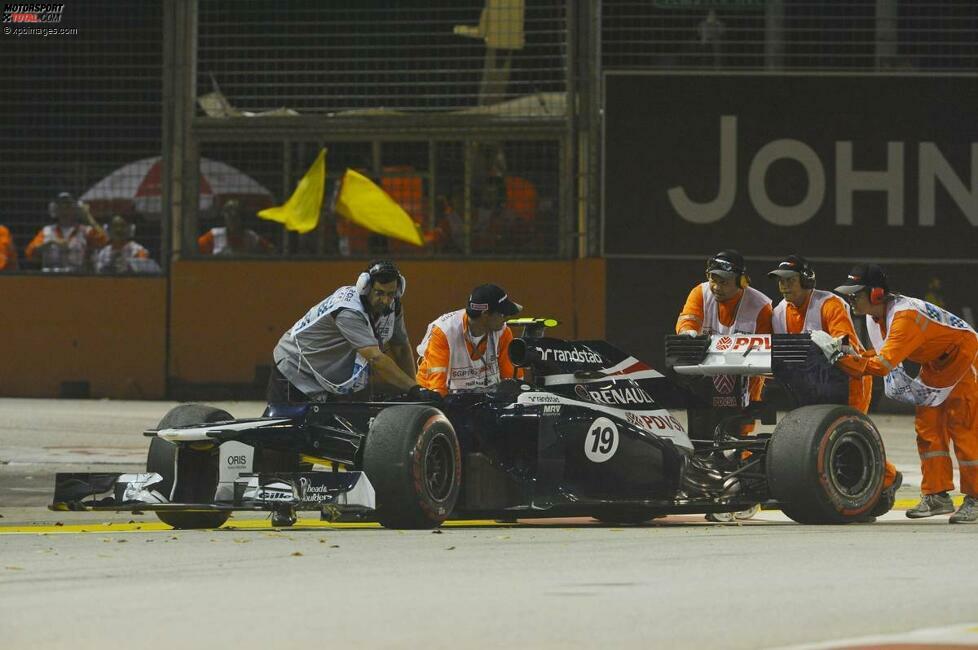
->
[603, 73, 978, 261]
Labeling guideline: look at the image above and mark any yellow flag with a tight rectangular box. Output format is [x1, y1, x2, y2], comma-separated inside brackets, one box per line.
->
[258, 148, 326, 234]
[335, 169, 424, 247]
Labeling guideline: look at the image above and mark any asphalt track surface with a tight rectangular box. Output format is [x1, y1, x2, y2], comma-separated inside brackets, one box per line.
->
[1, 398, 977, 649]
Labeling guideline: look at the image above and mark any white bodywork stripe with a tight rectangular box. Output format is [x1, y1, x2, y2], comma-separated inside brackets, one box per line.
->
[157, 418, 292, 442]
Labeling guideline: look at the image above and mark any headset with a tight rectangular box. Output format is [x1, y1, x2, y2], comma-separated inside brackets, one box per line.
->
[799, 266, 816, 290]
[706, 254, 749, 289]
[356, 259, 406, 298]
[867, 267, 889, 305]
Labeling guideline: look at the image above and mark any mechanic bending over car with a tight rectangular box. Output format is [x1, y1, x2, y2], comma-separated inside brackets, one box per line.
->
[676, 249, 772, 522]
[767, 255, 902, 519]
[809, 263, 978, 524]
[268, 259, 441, 403]
[415, 283, 523, 396]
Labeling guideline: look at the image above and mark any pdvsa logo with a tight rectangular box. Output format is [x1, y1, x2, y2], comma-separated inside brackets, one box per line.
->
[715, 335, 771, 352]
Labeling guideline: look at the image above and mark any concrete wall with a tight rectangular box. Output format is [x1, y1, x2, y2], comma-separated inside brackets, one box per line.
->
[0, 276, 167, 398]
[0, 259, 605, 398]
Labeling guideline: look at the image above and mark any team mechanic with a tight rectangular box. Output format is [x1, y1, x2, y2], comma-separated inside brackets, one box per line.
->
[815, 263, 978, 523]
[767, 255, 902, 519]
[268, 260, 440, 403]
[676, 249, 772, 521]
[416, 283, 523, 395]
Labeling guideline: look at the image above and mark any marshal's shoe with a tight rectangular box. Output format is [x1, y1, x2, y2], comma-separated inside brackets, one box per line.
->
[949, 495, 978, 524]
[906, 492, 954, 519]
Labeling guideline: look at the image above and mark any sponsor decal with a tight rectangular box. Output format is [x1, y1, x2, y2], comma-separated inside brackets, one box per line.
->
[255, 481, 295, 502]
[537, 345, 604, 365]
[574, 384, 590, 400]
[622, 410, 685, 433]
[524, 394, 559, 404]
[298, 477, 335, 503]
[542, 404, 561, 416]
[713, 335, 772, 352]
[586, 386, 655, 406]
[712, 396, 740, 408]
[713, 375, 735, 395]
[226, 455, 249, 467]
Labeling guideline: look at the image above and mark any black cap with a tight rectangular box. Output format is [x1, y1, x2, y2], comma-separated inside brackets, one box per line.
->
[835, 263, 889, 295]
[468, 283, 523, 316]
[706, 249, 745, 279]
[768, 254, 813, 280]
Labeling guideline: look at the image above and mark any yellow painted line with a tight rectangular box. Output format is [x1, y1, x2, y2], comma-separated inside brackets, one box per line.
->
[0, 518, 509, 535]
[0, 499, 968, 535]
[895, 495, 965, 509]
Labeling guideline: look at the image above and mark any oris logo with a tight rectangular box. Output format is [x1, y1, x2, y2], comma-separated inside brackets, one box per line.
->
[226, 455, 248, 467]
[716, 336, 733, 351]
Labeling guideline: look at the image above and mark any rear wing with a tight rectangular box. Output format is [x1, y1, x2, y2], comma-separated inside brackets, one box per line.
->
[665, 333, 849, 407]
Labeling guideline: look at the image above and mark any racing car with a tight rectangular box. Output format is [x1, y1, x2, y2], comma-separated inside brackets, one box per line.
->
[51, 319, 890, 529]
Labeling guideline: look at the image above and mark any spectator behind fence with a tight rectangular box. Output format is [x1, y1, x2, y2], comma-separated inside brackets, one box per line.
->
[0, 224, 18, 271]
[198, 199, 275, 256]
[25, 192, 108, 273]
[94, 215, 160, 274]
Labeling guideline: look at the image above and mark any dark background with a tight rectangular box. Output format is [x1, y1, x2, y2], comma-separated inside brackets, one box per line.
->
[603, 73, 978, 371]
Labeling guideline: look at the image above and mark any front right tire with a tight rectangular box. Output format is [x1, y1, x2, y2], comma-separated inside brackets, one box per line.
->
[363, 405, 461, 529]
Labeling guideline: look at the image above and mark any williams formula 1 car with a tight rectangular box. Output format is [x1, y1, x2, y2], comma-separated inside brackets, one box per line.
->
[51, 320, 889, 528]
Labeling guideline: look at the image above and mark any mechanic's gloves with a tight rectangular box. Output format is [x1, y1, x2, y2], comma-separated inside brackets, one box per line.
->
[407, 384, 443, 402]
[810, 330, 845, 364]
[680, 329, 700, 337]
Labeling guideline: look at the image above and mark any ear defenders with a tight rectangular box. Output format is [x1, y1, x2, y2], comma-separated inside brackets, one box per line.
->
[706, 254, 748, 288]
[356, 260, 406, 298]
[800, 267, 816, 289]
[869, 286, 885, 305]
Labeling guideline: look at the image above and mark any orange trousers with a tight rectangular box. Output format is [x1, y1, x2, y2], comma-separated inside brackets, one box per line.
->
[915, 364, 978, 497]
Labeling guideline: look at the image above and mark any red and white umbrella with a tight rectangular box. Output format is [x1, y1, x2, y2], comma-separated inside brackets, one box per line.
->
[80, 156, 274, 216]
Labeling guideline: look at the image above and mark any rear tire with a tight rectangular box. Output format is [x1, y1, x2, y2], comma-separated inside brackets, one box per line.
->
[767, 405, 884, 524]
[363, 405, 461, 529]
[148, 404, 233, 530]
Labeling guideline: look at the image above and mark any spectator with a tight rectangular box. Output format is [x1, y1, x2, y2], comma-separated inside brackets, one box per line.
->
[198, 199, 275, 256]
[0, 224, 18, 271]
[25, 192, 108, 272]
[472, 175, 523, 253]
[93, 215, 160, 274]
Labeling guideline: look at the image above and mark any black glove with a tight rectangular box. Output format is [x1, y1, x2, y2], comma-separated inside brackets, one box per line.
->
[407, 384, 442, 402]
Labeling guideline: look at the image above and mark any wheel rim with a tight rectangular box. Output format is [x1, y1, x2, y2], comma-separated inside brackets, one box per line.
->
[827, 429, 874, 497]
[423, 431, 456, 503]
